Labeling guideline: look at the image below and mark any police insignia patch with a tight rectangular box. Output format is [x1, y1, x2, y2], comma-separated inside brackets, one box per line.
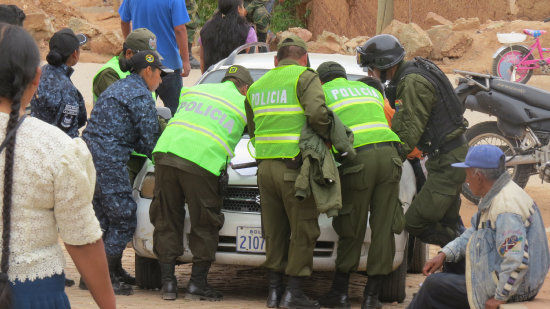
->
[499, 235, 522, 256]
[149, 37, 157, 50]
[145, 54, 154, 63]
[229, 66, 238, 73]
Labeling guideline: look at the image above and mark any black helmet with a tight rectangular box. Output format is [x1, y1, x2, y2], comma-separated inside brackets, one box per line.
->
[356, 34, 405, 70]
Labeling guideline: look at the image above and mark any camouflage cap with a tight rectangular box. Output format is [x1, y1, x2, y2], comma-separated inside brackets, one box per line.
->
[222, 65, 254, 86]
[125, 28, 157, 52]
[317, 61, 347, 83]
[277, 35, 308, 52]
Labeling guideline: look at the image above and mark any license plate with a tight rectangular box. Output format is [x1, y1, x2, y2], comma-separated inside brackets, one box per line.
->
[236, 226, 265, 253]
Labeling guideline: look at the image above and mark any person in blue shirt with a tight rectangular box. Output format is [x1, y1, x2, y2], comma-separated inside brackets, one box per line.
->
[119, 0, 192, 115]
[82, 50, 169, 295]
[30, 28, 88, 138]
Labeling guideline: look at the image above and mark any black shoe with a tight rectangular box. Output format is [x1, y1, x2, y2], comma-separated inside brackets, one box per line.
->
[116, 259, 136, 285]
[78, 277, 88, 290]
[186, 279, 223, 301]
[64, 278, 75, 287]
[361, 275, 383, 309]
[267, 272, 284, 308]
[160, 263, 177, 300]
[318, 289, 350, 309]
[185, 262, 222, 301]
[279, 289, 320, 309]
[107, 255, 134, 295]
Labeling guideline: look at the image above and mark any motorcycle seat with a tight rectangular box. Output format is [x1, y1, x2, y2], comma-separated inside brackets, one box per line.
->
[491, 78, 550, 111]
[523, 29, 547, 38]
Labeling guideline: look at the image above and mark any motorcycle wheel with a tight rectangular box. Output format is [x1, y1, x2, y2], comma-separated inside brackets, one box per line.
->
[492, 45, 534, 84]
[462, 121, 532, 204]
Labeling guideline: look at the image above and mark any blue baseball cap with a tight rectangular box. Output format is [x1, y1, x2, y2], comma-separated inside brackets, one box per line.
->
[451, 145, 505, 169]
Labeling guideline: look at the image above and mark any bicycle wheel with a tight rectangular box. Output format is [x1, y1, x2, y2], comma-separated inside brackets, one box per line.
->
[492, 45, 534, 83]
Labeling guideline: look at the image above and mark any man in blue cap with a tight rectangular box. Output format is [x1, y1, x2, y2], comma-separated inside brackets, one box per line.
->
[408, 145, 550, 309]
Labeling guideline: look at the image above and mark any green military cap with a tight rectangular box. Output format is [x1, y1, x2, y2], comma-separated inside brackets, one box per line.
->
[317, 61, 347, 83]
[125, 28, 157, 52]
[222, 65, 254, 86]
[277, 34, 308, 52]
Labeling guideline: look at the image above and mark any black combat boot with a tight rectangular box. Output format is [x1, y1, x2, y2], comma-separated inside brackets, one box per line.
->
[78, 277, 88, 290]
[267, 271, 285, 308]
[188, 43, 200, 69]
[160, 263, 177, 300]
[279, 276, 320, 309]
[186, 262, 223, 301]
[318, 271, 351, 309]
[116, 257, 136, 285]
[107, 255, 134, 295]
[361, 275, 383, 309]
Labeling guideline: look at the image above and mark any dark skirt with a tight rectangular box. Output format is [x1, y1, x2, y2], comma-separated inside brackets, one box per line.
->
[10, 273, 70, 309]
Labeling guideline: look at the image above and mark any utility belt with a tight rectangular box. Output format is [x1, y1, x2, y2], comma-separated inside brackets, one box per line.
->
[355, 141, 397, 152]
[425, 134, 467, 159]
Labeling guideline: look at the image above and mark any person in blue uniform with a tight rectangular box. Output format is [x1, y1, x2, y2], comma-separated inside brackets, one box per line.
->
[30, 28, 88, 137]
[82, 50, 169, 295]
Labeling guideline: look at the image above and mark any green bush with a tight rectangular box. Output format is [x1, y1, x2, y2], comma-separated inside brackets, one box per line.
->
[195, 0, 305, 33]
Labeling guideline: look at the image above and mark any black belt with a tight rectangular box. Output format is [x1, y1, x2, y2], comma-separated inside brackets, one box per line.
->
[427, 134, 467, 158]
[355, 141, 396, 152]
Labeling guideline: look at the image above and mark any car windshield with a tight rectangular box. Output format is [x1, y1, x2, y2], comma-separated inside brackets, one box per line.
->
[199, 68, 366, 84]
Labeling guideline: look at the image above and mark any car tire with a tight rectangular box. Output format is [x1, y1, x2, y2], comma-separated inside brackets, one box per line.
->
[407, 235, 428, 274]
[135, 254, 162, 290]
[379, 242, 407, 303]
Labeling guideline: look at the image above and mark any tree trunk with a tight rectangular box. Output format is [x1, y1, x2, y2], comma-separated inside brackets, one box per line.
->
[376, 0, 394, 34]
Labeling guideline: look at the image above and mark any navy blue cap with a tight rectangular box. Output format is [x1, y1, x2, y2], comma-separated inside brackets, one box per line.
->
[451, 145, 505, 169]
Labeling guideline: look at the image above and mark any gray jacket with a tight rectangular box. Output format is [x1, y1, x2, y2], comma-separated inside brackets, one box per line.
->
[441, 173, 550, 308]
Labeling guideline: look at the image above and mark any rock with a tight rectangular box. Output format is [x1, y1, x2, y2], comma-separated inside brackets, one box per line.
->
[441, 32, 473, 58]
[344, 36, 370, 55]
[427, 25, 452, 60]
[287, 27, 313, 42]
[90, 30, 124, 56]
[24, 11, 55, 41]
[382, 20, 433, 59]
[425, 12, 452, 28]
[313, 31, 348, 54]
[68, 18, 101, 50]
[442, 57, 451, 65]
[452, 17, 481, 31]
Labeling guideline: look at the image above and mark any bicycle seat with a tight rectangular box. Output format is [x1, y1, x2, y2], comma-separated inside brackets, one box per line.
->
[523, 29, 547, 38]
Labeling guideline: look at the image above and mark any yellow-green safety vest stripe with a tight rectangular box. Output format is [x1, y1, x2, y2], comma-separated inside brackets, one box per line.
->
[247, 65, 307, 159]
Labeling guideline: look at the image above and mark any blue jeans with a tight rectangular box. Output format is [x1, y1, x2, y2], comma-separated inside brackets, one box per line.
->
[156, 68, 182, 116]
[407, 272, 469, 309]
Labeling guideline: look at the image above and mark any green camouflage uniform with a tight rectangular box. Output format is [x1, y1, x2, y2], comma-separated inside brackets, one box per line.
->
[185, 0, 200, 44]
[390, 61, 468, 247]
[244, 0, 271, 35]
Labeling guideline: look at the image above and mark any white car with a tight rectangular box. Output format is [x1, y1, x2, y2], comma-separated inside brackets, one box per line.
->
[132, 43, 425, 302]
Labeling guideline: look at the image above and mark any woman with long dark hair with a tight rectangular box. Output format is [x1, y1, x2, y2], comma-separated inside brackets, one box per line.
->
[30, 28, 88, 138]
[0, 24, 115, 308]
[199, 0, 257, 73]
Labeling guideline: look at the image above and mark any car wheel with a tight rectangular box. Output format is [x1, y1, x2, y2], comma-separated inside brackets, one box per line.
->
[379, 242, 407, 303]
[407, 235, 428, 274]
[135, 254, 162, 290]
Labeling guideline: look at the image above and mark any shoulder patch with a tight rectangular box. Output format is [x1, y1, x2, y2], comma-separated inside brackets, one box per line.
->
[499, 235, 523, 256]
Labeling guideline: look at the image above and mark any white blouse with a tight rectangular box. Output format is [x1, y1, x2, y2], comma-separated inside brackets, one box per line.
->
[0, 114, 102, 282]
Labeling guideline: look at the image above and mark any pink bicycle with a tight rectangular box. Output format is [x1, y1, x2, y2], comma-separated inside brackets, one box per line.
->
[493, 20, 550, 84]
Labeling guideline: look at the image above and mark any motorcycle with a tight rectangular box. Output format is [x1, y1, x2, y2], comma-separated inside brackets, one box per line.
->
[454, 69, 550, 203]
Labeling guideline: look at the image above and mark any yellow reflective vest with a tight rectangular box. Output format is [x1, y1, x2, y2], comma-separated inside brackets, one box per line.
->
[322, 78, 400, 147]
[247, 65, 307, 159]
[153, 81, 247, 176]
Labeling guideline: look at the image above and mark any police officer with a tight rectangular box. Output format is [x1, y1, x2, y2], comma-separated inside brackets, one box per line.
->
[244, 0, 283, 46]
[93, 28, 157, 103]
[30, 28, 88, 138]
[316, 61, 403, 309]
[356, 35, 468, 248]
[150, 65, 254, 301]
[83, 50, 168, 295]
[185, 0, 201, 68]
[92, 28, 158, 196]
[245, 35, 331, 309]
